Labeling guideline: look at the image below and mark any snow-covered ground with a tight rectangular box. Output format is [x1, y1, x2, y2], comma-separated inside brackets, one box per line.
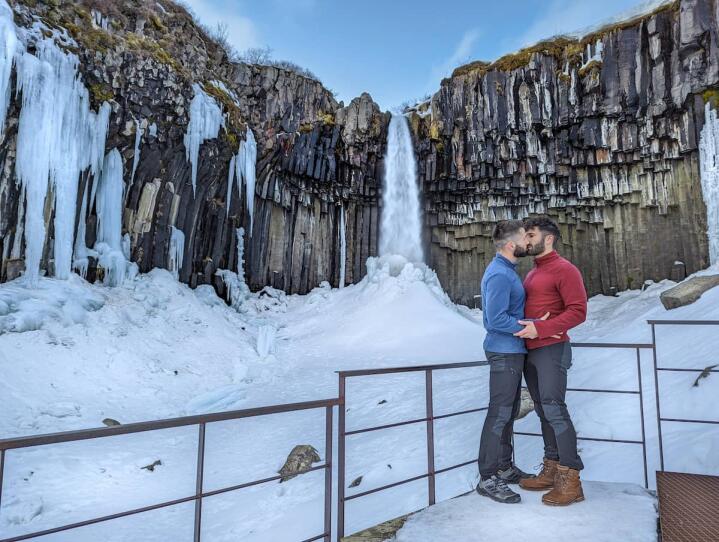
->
[394, 481, 657, 542]
[1, 259, 718, 541]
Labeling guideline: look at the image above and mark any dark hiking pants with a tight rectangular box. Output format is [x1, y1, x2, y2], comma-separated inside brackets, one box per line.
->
[524, 341, 584, 471]
[478, 351, 524, 479]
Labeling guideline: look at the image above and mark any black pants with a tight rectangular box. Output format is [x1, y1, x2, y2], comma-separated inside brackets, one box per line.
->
[478, 351, 524, 479]
[524, 342, 584, 470]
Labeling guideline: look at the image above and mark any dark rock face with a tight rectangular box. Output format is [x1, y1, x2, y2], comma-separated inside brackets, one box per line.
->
[0, 0, 388, 297]
[410, 0, 719, 304]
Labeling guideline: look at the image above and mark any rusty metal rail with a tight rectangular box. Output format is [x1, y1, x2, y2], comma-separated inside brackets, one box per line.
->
[0, 398, 339, 542]
[336, 341, 653, 540]
[649, 320, 719, 472]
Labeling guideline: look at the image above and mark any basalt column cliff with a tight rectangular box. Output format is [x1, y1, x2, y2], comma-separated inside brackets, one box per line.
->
[410, 0, 719, 305]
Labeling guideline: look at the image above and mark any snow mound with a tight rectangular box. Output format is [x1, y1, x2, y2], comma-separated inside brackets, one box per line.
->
[0, 275, 104, 333]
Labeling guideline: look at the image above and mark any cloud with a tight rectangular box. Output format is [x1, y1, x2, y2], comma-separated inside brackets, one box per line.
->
[515, 0, 659, 50]
[426, 27, 481, 91]
[182, 0, 261, 52]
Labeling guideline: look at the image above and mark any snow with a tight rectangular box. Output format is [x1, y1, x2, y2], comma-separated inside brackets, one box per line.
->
[381, 115, 423, 263]
[394, 481, 657, 542]
[237, 129, 257, 236]
[699, 102, 719, 265]
[183, 83, 225, 197]
[0, 260, 717, 540]
[0, 0, 17, 138]
[168, 227, 185, 280]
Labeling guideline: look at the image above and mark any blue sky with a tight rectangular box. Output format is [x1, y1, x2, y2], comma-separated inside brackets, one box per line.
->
[183, 0, 659, 110]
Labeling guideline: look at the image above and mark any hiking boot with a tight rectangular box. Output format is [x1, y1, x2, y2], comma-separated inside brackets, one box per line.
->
[476, 475, 522, 504]
[542, 465, 585, 506]
[519, 458, 559, 491]
[497, 464, 535, 485]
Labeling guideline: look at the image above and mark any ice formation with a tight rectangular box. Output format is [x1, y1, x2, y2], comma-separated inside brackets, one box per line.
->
[339, 205, 346, 288]
[0, 0, 17, 138]
[699, 103, 719, 265]
[94, 150, 127, 286]
[380, 115, 424, 264]
[129, 118, 143, 186]
[226, 155, 236, 216]
[168, 226, 185, 280]
[13, 25, 111, 283]
[183, 84, 224, 197]
[237, 129, 257, 236]
[215, 227, 250, 310]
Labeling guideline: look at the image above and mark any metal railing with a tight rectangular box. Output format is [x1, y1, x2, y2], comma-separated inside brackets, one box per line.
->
[336, 361, 490, 540]
[649, 320, 719, 472]
[0, 398, 338, 542]
[514, 342, 652, 489]
[0, 320, 717, 542]
[336, 341, 653, 539]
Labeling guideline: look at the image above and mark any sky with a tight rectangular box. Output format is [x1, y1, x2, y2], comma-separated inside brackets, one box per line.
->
[182, 0, 665, 111]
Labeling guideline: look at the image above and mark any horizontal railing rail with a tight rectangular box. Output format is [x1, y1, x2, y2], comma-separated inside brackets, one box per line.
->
[0, 398, 339, 542]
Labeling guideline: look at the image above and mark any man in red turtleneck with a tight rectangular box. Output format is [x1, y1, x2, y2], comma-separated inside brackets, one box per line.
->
[512, 217, 588, 507]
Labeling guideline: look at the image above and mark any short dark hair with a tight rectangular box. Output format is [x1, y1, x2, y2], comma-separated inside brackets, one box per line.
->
[524, 217, 561, 247]
[492, 220, 524, 249]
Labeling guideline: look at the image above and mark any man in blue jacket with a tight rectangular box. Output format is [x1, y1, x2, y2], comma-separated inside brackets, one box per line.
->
[476, 220, 536, 504]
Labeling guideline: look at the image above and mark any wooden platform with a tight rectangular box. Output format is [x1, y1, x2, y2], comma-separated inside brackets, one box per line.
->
[657, 471, 719, 541]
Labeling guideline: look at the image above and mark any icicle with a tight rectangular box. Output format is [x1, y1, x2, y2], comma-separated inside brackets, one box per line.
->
[183, 83, 224, 197]
[339, 205, 346, 288]
[148, 122, 157, 138]
[237, 129, 257, 236]
[226, 155, 236, 217]
[73, 177, 91, 278]
[168, 226, 185, 280]
[699, 103, 719, 265]
[0, 0, 17, 138]
[236, 226, 245, 282]
[94, 149, 127, 286]
[130, 117, 143, 186]
[14, 28, 111, 282]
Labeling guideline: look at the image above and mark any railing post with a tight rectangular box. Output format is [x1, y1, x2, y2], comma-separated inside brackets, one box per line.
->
[0, 448, 5, 514]
[194, 423, 206, 542]
[337, 375, 346, 542]
[425, 370, 436, 506]
[324, 406, 333, 542]
[635, 348, 649, 489]
[650, 323, 665, 472]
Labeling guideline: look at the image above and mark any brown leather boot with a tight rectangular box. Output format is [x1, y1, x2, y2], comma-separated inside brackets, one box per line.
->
[519, 458, 559, 491]
[542, 465, 585, 506]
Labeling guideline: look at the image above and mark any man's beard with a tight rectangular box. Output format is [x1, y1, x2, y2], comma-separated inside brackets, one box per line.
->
[526, 236, 546, 256]
[513, 244, 528, 258]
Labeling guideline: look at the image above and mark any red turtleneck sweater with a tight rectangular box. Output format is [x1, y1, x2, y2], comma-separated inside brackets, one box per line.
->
[523, 250, 588, 350]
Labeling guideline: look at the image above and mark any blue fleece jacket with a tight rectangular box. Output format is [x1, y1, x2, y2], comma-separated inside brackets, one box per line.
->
[481, 254, 527, 354]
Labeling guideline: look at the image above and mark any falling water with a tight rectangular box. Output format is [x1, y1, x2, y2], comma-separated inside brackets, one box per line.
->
[380, 114, 423, 263]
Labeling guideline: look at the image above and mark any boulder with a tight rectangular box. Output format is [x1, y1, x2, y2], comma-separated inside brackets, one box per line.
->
[278, 444, 321, 482]
[660, 275, 719, 310]
[516, 388, 535, 420]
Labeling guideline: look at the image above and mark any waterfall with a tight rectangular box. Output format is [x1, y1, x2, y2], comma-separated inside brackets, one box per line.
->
[380, 114, 423, 263]
[700, 103, 719, 266]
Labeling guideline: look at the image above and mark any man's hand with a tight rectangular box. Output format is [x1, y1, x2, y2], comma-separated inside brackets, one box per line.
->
[514, 312, 563, 340]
